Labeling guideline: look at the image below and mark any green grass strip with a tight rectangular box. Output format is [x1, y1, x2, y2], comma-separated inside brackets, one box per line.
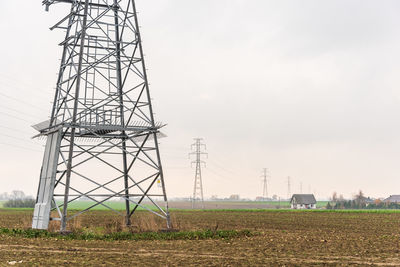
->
[179, 208, 400, 213]
[0, 228, 253, 241]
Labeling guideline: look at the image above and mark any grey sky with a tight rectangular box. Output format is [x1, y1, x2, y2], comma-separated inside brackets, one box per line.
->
[0, 0, 400, 199]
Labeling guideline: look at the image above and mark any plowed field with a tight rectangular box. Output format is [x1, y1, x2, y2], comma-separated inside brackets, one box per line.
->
[1, 209, 400, 266]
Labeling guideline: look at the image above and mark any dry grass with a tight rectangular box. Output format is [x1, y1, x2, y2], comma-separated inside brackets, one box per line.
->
[20, 214, 34, 229]
[18, 210, 220, 235]
[20, 211, 173, 234]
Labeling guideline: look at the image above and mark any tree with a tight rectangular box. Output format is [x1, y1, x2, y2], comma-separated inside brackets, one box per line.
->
[331, 192, 338, 202]
[4, 198, 35, 208]
[0, 192, 9, 200]
[355, 190, 364, 199]
[354, 190, 366, 208]
[11, 190, 25, 200]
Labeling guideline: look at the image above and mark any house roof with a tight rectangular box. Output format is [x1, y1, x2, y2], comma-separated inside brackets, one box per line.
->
[291, 194, 316, 205]
[361, 196, 374, 203]
[384, 195, 400, 203]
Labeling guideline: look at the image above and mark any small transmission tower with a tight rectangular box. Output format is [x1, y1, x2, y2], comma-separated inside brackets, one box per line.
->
[189, 138, 207, 209]
[261, 168, 269, 201]
[287, 176, 291, 200]
[33, 0, 170, 231]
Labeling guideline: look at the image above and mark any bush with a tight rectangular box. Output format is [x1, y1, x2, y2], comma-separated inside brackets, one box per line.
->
[327, 200, 400, 210]
[3, 198, 35, 208]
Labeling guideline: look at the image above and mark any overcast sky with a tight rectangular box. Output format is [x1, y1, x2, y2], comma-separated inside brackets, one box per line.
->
[0, 0, 400, 200]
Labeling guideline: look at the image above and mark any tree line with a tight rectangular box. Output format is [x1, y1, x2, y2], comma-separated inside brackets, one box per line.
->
[326, 190, 400, 210]
[0, 190, 35, 208]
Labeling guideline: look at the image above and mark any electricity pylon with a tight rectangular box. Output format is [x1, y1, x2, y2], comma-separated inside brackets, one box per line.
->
[33, 0, 170, 232]
[189, 138, 207, 209]
[261, 168, 269, 201]
[287, 176, 291, 200]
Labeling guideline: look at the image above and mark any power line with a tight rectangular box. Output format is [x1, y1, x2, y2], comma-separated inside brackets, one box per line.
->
[0, 91, 49, 112]
[206, 156, 243, 174]
[0, 132, 41, 146]
[0, 141, 41, 153]
[163, 166, 187, 170]
[0, 125, 34, 135]
[0, 73, 51, 96]
[205, 166, 231, 181]
[0, 81, 50, 98]
[0, 111, 35, 123]
[0, 105, 44, 120]
[207, 159, 237, 176]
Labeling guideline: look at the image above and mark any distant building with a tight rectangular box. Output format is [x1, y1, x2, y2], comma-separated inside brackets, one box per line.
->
[384, 195, 400, 203]
[255, 196, 273, 201]
[361, 196, 375, 206]
[290, 194, 317, 209]
[229, 194, 240, 200]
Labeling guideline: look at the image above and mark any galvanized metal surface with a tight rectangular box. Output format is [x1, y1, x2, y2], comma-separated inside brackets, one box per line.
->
[32, 129, 62, 229]
[34, 0, 170, 231]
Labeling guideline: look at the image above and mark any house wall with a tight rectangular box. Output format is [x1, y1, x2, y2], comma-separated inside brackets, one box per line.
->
[291, 203, 316, 209]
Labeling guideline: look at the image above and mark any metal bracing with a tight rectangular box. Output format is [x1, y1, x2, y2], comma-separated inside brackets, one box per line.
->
[33, 0, 170, 232]
[261, 168, 269, 201]
[189, 138, 207, 209]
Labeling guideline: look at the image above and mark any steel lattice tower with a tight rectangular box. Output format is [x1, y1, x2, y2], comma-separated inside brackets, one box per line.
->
[33, 0, 170, 231]
[261, 168, 269, 201]
[189, 138, 207, 209]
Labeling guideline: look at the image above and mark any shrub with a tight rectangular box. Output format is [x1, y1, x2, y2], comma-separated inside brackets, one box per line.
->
[3, 198, 35, 208]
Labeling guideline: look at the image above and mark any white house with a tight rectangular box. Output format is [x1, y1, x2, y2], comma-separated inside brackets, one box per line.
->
[290, 194, 317, 209]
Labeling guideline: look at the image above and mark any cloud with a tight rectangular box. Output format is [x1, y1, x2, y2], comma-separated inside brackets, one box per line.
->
[1, 0, 400, 199]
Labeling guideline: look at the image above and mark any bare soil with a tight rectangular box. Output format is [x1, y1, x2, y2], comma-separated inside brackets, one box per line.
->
[0, 209, 400, 266]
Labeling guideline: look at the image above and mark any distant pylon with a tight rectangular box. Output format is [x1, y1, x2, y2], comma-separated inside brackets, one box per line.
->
[300, 182, 303, 194]
[189, 138, 207, 209]
[261, 168, 269, 200]
[287, 176, 291, 200]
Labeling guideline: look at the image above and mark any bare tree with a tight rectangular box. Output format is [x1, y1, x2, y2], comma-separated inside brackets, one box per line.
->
[354, 190, 366, 207]
[11, 190, 25, 200]
[331, 192, 338, 202]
